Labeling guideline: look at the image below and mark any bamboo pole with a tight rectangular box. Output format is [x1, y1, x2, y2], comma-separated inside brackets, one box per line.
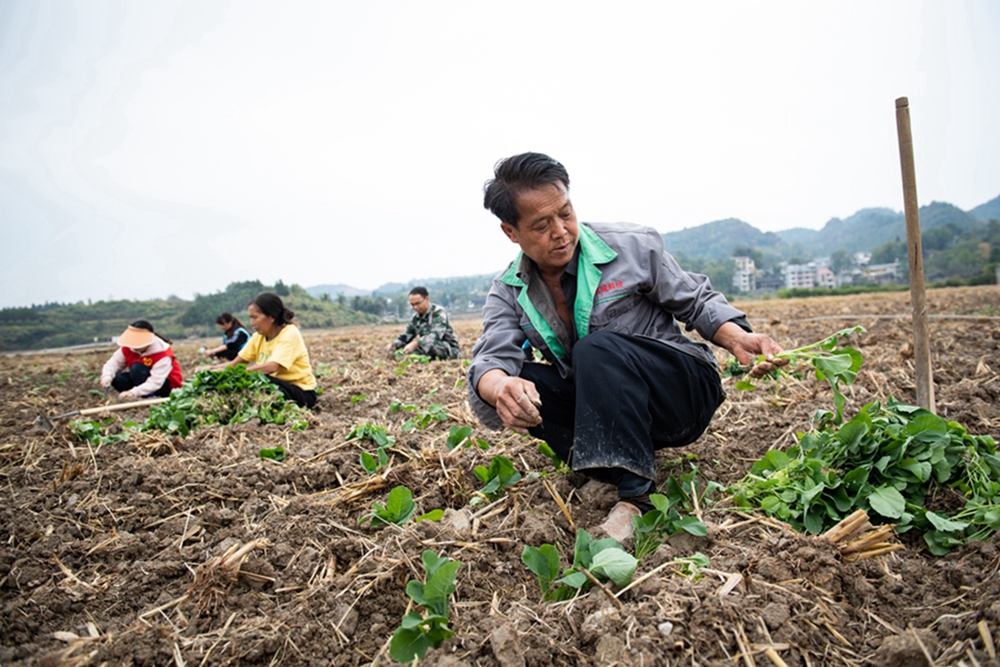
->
[895, 97, 935, 413]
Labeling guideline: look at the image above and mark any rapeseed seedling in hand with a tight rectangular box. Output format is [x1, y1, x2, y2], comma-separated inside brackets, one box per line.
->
[726, 326, 865, 423]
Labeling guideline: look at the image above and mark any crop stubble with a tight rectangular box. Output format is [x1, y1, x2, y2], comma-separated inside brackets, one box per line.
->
[1, 286, 999, 666]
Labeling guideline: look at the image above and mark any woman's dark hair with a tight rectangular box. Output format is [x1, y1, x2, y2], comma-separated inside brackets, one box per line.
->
[249, 292, 295, 326]
[483, 152, 570, 227]
[216, 312, 247, 332]
[130, 319, 172, 345]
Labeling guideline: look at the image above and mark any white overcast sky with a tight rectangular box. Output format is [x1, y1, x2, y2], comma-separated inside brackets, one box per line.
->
[1, 1, 998, 308]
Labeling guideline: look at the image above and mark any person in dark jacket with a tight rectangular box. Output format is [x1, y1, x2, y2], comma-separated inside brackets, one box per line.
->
[469, 152, 787, 542]
[202, 312, 251, 361]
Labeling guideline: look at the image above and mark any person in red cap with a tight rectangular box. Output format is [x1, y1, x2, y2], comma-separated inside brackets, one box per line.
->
[100, 320, 184, 399]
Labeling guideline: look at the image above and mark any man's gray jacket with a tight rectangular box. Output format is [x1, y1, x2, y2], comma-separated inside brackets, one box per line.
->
[467, 222, 746, 429]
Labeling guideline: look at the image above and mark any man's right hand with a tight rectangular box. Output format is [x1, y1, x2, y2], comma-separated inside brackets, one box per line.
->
[479, 370, 542, 435]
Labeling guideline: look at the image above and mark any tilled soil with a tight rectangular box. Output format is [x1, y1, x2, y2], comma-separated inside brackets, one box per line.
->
[2, 286, 999, 666]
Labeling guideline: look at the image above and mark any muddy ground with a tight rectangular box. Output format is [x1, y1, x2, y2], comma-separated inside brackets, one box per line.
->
[2, 286, 1000, 666]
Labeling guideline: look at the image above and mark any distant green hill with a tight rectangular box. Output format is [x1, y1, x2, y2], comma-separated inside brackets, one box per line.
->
[778, 208, 905, 256]
[968, 194, 1000, 224]
[662, 219, 785, 261]
[662, 199, 996, 264]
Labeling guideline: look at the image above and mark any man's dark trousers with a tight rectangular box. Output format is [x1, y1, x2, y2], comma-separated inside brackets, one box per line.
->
[520, 330, 723, 498]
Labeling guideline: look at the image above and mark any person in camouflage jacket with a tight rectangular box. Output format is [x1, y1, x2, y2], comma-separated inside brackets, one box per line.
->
[387, 287, 461, 360]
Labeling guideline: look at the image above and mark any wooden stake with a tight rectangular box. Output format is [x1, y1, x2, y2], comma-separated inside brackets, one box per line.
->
[895, 96, 936, 413]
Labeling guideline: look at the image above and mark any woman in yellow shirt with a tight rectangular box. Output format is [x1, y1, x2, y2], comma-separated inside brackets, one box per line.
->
[213, 292, 318, 408]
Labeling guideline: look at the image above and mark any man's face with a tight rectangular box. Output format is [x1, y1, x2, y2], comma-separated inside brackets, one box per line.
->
[501, 183, 579, 277]
[409, 293, 430, 316]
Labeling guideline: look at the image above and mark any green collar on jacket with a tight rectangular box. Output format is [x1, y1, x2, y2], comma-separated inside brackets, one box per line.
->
[499, 224, 618, 359]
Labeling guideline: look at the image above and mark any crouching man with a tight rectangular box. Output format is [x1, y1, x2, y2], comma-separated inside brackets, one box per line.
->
[467, 152, 785, 542]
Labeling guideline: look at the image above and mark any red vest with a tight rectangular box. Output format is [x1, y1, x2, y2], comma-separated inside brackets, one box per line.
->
[122, 346, 184, 389]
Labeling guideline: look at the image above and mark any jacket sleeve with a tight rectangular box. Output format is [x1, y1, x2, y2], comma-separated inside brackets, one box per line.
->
[100, 349, 126, 385]
[467, 281, 528, 429]
[394, 319, 417, 348]
[642, 228, 746, 342]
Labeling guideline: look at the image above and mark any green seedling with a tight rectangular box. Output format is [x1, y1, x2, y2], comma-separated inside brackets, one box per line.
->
[259, 445, 286, 461]
[521, 529, 638, 602]
[664, 465, 723, 512]
[351, 393, 367, 403]
[729, 397, 1000, 554]
[360, 485, 418, 527]
[445, 425, 489, 451]
[389, 550, 462, 664]
[348, 423, 396, 474]
[389, 400, 418, 413]
[671, 552, 710, 579]
[472, 455, 522, 504]
[538, 441, 570, 474]
[726, 326, 865, 423]
[632, 493, 708, 559]
[403, 404, 448, 431]
[69, 419, 137, 447]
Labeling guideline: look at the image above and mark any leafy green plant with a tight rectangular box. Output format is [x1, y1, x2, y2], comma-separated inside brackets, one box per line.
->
[403, 403, 448, 431]
[445, 425, 489, 451]
[259, 445, 286, 461]
[394, 349, 433, 364]
[389, 550, 462, 664]
[725, 326, 865, 423]
[359, 485, 418, 527]
[632, 493, 708, 559]
[144, 366, 306, 437]
[390, 400, 417, 413]
[69, 419, 137, 446]
[472, 455, 522, 504]
[348, 423, 396, 474]
[729, 398, 1000, 554]
[351, 393, 367, 403]
[521, 529, 638, 601]
[671, 552, 710, 579]
[538, 442, 570, 474]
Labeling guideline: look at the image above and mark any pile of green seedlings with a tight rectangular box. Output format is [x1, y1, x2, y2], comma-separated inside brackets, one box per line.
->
[727, 328, 1000, 554]
[71, 366, 308, 445]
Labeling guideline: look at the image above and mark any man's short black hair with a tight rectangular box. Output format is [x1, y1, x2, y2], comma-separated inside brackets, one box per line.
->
[483, 152, 570, 227]
[409, 286, 429, 298]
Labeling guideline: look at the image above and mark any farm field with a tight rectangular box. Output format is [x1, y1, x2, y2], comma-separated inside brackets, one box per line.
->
[2, 286, 1000, 666]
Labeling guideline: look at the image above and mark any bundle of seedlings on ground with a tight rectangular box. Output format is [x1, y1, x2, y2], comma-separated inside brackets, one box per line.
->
[725, 326, 865, 422]
[729, 397, 1000, 554]
[389, 550, 462, 663]
[144, 366, 308, 437]
[521, 529, 638, 602]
